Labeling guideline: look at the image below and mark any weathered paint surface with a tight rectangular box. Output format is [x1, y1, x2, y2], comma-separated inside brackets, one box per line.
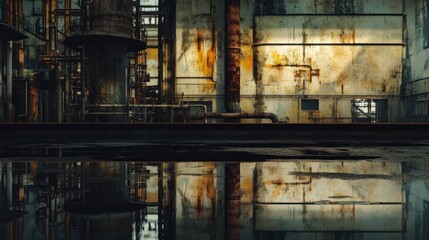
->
[254, 204, 403, 231]
[240, 161, 404, 238]
[255, 0, 403, 14]
[251, 15, 402, 122]
[253, 161, 402, 203]
[176, 162, 224, 240]
[255, 16, 403, 45]
[401, 0, 429, 122]
[175, 0, 222, 111]
[174, 0, 404, 122]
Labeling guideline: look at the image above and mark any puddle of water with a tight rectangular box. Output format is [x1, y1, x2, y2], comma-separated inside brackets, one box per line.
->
[0, 160, 428, 240]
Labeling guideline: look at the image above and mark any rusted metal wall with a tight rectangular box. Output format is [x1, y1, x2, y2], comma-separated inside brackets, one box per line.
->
[176, 0, 225, 112]
[174, 0, 404, 122]
[251, 15, 403, 122]
[401, 0, 429, 122]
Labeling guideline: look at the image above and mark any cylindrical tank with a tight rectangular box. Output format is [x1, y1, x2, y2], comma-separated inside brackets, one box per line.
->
[85, 38, 128, 122]
[67, 162, 133, 240]
[65, 0, 146, 122]
[86, 0, 134, 39]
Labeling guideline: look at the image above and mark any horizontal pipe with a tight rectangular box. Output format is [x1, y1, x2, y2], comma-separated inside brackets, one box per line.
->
[254, 13, 405, 17]
[175, 94, 400, 98]
[176, 76, 214, 79]
[241, 95, 400, 98]
[253, 43, 405, 47]
[83, 103, 195, 108]
[206, 112, 279, 123]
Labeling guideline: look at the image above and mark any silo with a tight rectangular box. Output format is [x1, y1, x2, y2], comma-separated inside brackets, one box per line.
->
[65, 0, 146, 122]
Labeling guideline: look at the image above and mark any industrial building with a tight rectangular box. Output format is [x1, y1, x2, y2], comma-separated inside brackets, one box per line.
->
[1, 1, 429, 240]
[0, 0, 428, 123]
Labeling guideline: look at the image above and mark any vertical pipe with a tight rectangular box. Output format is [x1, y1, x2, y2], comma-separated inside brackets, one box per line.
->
[17, 0, 24, 78]
[81, 43, 86, 121]
[164, 0, 176, 104]
[0, 38, 4, 121]
[7, 162, 12, 211]
[225, 163, 240, 240]
[65, 0, 71, 36]
[158, 0, 164, 103]
[56, 67, 62, 122]
[166, 162, 176, 240]
[0, 162, 2, 188]
[64, 0, 71, 121]
[49, 0, 60, 122]
[7, 41, 12, 122]
[225, 0, 240, 114]
[157, 163, 164, 239]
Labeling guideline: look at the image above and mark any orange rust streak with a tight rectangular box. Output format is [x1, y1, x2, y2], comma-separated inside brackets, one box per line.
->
[145, 191, 159, 203]
[145, 48, 158, 61]
[241, 176, 253, 203]
[241, 45, 253, 72]
[194, 29, 216, 77]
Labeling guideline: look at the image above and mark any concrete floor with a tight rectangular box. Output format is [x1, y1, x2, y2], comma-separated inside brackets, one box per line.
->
[0, 123, 427, 161]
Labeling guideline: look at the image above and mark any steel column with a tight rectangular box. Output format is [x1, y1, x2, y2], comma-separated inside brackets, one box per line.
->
[7, 41, 12, 122]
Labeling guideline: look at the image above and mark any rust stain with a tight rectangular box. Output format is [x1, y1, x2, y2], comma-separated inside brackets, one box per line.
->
[271, 178, 284, 185]
[146, 191, 158, 203]
[295, 69, 307, 78]
[30, 73, 40, 121]
[266, 165, 279, 176]
[195, 28, 216, 77]
[311, 69, 320, 77]
[191, 170, 216, 219]
[241, 45, 253, 72]
[339, 27, 356, 44]
[381, 83, 387, 93]
[241, 175, 253, 203]
[272, 51, 287, 66]
[145, 48, 158, 60]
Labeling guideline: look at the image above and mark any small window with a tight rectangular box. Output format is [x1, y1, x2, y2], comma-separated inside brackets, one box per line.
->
[301, 99, 319, 111]
[351, 99, 388, 123]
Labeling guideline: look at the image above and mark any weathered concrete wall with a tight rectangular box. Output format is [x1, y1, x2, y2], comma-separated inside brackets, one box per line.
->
[401, 0, 429, 122]
[175, 0, 404, 122]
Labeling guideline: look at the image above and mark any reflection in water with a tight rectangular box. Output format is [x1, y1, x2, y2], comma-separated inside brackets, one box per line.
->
[0, 160, 429, 239]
